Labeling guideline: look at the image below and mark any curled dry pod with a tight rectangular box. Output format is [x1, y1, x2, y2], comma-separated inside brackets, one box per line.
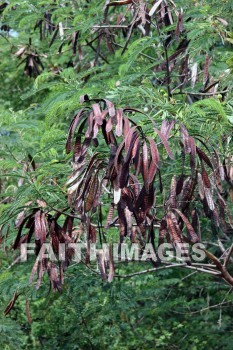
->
[176, 174, 184, 196]
[154, 128, 174, 159]
[36, 260, 46, 290]
[114, 139, 125, 173]
[166, 212, 182, 244]
[108, 244, 115, 283]
[15, 210, 26, 229]
[203, 53, 210, 85]
[129, 173, 141, 198]
[66, 109, 85, 154]
[81, 136, 92, 157]
[101, 119, 110, 145]
[72, 31, 79, 54]
[158, 169, 163, 193]
[92, 103, 103, 125]
[123, 117, 130, 138]
[115, 109, 123, 137]
[148, 183, 155, 210]
[34, 210, 42, 241]
[180, 124, 191, 154]
[130, 227, 137, 243]
[148, 137, 159, 184]
[93, 120, 99, 139]
[119, 161, 130, 189]
[149, 0, 163, 17]
[15, 46, 26, 57]
[180, 177, 192, 207]
[63, 215, 74, 236]
[140, 189, 150, 216]
[26, 299, 32, 324]
[4, 291, 19, 316]
[106, 117, 113, 133]
[173, 208, 199, 243]
[89, 224, 97, 243]
[211, 208, 219, 228]
[84, 172, 99, 213]
[135, 185, 147, 211]
[191, 209, 198, 234]
[189, 136, 196, 177]
[117, 199, 127, 242]
[202, 197, 211, 219]
[40, 212, 47, 243]
[74, 134, 82, 161]
[30, 258, 40, 285]
[142, 142, 149, 192]
[202, 165, 211, 189]
[168, 212, 191, 263]
[215, 150, 225, 181]
[169, 175, 177, 209]
[125, 126, 138, 153]
[196, 147, 213, 169]
[100, 109, 108, 123]
[105, 203, 115, 228]
[48, 262, 62, 292]
[114, 187, 121, 205]
[132, 137, 141, 174]
[119, 133, 138, 188]
[92, 138, 99, 147]
[132, 136, 140, 159]
[104, 99, 116, 117]
[197, 173, 205, 200]
[204, 187, 215, 211]
[97, 250, 107, 280]
[160, 119, 176, 139]
[121, 187, 134, 212]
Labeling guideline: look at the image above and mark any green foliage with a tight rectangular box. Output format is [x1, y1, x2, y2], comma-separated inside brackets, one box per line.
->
[0, 259, 233, 349]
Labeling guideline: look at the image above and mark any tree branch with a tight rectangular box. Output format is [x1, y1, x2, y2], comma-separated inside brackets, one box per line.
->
[224, 244, 233, 267]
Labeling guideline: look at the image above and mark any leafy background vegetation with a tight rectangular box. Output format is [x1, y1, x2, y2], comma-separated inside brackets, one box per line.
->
[0, 0, 233, 349]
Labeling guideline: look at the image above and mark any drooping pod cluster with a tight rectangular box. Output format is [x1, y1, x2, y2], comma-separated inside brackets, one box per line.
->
[11, 97, 233, 291]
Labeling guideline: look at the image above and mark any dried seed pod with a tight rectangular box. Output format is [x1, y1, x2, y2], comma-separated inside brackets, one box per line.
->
[180, 124, 191, 154]
[105, 203, 115, 228]
[154, 128, 174, 159]
[202, 164, 211, 189]
[173, 208, 199, 243]
[142, 142, 149, 192]
[166, 212, 182, 244]
[196, 147, 213, 169]
[169, 175, 177, 209]
[148, 137, 159, 183]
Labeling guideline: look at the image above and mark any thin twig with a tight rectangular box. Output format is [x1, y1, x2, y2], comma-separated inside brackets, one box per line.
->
[0, 33, 17, 49]
[114, 263, 187, 278]
[92, 223, 161, 228]
[121, 8, 139, 55]
[173, 90, 229, 96]
[172, 300, 233, 315]
[151, 18, 172, 98]
[114, 263, 221, 278]
[112, 41, 158, 62]
[224, 244, 233, 267]
[93, 25, 128, 29]
[85, 40, 109, 64]
[7, 256, 21, 269]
